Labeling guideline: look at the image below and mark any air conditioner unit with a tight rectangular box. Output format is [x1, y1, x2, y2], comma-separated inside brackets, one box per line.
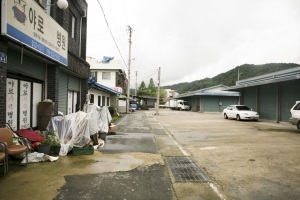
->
[39, 0, 48, 9]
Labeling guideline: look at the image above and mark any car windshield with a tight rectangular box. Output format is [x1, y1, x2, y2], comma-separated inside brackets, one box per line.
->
[236, 106, 251, 111]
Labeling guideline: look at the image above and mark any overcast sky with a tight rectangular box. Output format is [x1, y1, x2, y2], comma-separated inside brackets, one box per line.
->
[86, 0, 300, 87]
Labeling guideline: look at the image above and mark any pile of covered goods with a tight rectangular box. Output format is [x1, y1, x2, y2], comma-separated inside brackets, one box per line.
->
[47, 104, 113, 156]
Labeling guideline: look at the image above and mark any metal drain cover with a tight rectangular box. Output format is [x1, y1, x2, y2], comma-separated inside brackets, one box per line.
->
[166, 156, 210, 182]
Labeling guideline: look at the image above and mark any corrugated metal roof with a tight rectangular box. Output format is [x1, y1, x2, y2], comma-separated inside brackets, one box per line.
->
[225, 66, 300, 90]
[88, 77, 121, 95]
[176, 89, 240, 98]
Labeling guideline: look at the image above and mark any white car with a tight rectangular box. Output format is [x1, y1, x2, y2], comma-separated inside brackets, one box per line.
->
[289, 101, 300, 130]
[223, 105, 259, 121]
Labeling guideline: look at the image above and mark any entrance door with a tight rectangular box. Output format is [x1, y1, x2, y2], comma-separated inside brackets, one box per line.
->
[6, 78, 43, 130]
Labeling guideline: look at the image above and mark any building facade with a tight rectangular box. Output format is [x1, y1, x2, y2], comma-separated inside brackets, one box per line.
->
[87, 56, 127, 93]
[176, 85, 240, 112]
[226, 67, 300, 122]
[86, 56, 127, 112]
[87, 77, 120, 108]
[0, 0, 89, 130]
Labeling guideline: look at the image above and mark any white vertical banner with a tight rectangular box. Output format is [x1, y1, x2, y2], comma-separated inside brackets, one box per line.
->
[19, 80, 31, 129]
[32, 82, 42, 127]
[6, 78, 18, 130]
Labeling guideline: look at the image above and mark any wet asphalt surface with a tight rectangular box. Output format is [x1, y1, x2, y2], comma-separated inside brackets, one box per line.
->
[55, 112, 173, 200]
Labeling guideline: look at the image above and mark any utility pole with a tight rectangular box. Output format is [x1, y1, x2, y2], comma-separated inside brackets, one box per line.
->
[156, 67, 161, 115]
[238, 69, 242, 81]
[135, 71, 137, 97]
[126, 26, 132, 113]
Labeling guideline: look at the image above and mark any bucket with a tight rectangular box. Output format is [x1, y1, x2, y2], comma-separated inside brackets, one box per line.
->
[37, 144, 51, 155]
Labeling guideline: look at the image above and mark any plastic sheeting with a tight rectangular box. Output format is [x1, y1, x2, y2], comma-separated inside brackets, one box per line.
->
[47, 106, 112, 156]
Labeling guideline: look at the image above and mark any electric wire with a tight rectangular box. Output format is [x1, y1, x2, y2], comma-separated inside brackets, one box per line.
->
[96, 0, 128, 71]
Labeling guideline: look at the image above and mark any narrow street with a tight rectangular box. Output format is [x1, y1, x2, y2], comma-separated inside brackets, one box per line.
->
[1, 109, 299, 200]
[56, 111, 176, 200]
[55, 110, 223, 200]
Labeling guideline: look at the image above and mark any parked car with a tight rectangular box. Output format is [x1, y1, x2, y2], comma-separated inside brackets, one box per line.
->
[130, 104, 138, 112]
[223, 105, 259, 121]
[289, 101, 300, 130]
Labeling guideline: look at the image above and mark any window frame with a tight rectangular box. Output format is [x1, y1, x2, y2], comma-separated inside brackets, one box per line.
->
[69, 11, 76, 39]
[102, 72, 111, 80]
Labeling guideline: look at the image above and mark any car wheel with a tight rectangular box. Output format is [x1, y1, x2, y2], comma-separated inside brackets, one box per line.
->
[297, 121, 300, 130]
[236, 115, 241, 121]
[224, 113, 228, 119]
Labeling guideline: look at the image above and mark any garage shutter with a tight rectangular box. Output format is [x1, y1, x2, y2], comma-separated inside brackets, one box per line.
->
[220, 96, 239, 110]
[280, 80, 300, 121]
[203, 96, 220, 112]
[8, 49, 46, 81]
[243, 87, 257, 110]
[68, 75, 80, 91]
[58, 72, 68, 114]
[259, 85, 276, 120]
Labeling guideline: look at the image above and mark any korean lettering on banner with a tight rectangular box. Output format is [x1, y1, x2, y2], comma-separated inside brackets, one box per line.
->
[29, 8, 44, 34]
[26, 2, 66, 52]
[19, 81, 31, 129]
[6, 78, 18, 130]
[57, 31, 66, 50]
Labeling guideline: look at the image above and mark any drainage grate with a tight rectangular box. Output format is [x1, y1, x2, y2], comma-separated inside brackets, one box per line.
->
[154, 129, 166, 135]
[166, 156, 210, 182]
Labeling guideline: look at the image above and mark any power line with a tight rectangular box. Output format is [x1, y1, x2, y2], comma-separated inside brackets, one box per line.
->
[96, 0, 128, 70]
[137, 69, 158, 76]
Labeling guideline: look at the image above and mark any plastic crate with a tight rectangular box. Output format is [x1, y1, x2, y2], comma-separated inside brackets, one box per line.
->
[72, 147, 94, 155]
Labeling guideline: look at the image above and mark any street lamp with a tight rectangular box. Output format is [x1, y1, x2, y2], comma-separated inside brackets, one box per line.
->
[57, 0, 68, 10]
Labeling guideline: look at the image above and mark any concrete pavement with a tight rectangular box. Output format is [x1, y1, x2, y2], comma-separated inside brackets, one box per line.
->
[1, 109, 299, 200]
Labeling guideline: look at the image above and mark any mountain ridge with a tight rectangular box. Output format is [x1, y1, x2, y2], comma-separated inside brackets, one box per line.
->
[162, 63, 300, 94]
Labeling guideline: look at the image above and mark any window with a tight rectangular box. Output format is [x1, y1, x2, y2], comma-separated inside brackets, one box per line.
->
[102, 72, 111, 80]
[294, 103, 300, 110]
[67, 91, 78, 114]
[90, 94, 94, 103]
[107, 97, 110, 106]
[69, 11, 76, 39]
[102, 96, 106, 106]
[90, 71, 97, 82]
[98, 96, 101, 106]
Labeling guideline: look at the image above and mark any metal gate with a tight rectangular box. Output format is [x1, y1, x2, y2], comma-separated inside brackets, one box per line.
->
[8, 49, 46, 80]
[243, 87, 257, 110]
[259, 84, 277, 120]
[58, 72, 80, 115]
[203, 96, 221, 112]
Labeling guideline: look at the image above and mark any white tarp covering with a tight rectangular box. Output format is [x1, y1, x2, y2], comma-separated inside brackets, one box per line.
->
[47, 106, 112, 156]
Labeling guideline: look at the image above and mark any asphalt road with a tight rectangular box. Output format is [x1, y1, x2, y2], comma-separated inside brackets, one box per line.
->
[153, 109, 300, 200]
[55, 112, 175, 200]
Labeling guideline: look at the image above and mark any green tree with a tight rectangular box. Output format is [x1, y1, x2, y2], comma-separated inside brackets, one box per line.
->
[159, 89, 167, 104]
[148, 78, 157, 96]
[137, 81, 147, 96]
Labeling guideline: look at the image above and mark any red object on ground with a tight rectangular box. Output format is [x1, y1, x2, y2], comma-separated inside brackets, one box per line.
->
[16, 129, 45, 142]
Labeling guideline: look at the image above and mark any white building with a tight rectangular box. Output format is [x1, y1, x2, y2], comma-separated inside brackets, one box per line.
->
[87, 56, 127, 93]
[86, 57, 128, 112]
